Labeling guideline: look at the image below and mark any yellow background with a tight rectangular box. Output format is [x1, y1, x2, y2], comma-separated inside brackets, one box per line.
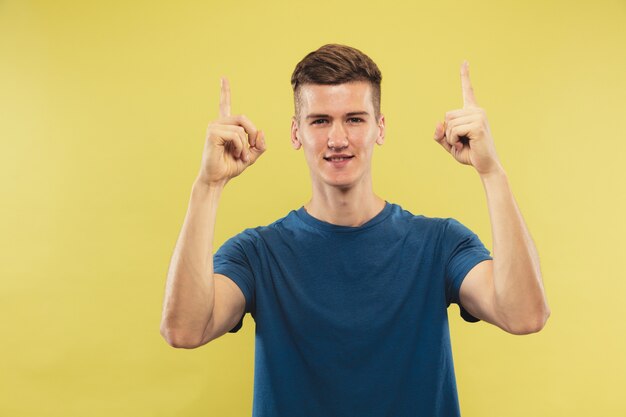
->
[1, 0, 625, 416]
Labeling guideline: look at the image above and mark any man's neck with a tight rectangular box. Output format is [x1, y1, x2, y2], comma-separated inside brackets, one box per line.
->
[303, 183, 386, 227]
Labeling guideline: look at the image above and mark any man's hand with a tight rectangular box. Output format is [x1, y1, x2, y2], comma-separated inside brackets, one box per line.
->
[433, 61, 502, 177]
[197, 77, 267, 187]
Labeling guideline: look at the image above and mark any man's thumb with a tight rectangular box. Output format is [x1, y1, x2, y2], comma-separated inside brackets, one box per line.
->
[249, 130, 267, 163]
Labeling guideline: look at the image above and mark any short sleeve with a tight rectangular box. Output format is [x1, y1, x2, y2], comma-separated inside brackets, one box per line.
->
[213, 230, 257, 333]
[442, 218, 493, 323]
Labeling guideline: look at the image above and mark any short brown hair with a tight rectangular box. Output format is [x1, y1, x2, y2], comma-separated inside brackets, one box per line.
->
[291, 44, 382, 122]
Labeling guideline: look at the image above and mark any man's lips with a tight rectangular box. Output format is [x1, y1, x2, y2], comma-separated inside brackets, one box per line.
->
[323, 154, 354, 161]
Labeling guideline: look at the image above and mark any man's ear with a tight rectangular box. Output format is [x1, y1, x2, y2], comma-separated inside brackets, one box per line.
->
[291, 116, 302, 150]
[375, 114, 386, 145]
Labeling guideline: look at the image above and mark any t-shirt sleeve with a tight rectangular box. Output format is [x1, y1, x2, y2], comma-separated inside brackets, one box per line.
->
[213, 229, 257, 333]
[442, 218, 493, 323]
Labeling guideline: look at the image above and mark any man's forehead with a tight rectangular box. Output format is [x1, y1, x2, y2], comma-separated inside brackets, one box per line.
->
[299, 81, 373, 112]
[299, 81, 371, 98]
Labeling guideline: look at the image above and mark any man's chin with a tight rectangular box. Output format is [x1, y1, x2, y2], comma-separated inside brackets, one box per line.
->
[319, 175, 358, 191]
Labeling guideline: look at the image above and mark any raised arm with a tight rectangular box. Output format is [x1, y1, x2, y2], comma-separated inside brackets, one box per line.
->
[433, 61, 550, 334]
[160, 78, 266, 348]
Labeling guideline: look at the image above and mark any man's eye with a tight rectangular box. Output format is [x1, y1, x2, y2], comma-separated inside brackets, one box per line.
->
[311, 119, 327, 125]
[348, 118, 363, 123]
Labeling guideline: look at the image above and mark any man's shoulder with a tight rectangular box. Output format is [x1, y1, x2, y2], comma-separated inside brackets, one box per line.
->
[221, 208, 300, 245]
[386, 202, 449, 230]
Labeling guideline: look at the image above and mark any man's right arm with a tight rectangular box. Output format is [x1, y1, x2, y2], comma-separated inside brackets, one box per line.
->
[160, 181, 244, 348]
[160, 77, 266, 349]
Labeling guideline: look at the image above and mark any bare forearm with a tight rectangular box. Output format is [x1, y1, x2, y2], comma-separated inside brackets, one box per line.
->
[481, 168, 550, 333]
[160, 178, 223, 346]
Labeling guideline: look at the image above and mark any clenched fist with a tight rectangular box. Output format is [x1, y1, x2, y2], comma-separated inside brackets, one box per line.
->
[197, 77, 266, 187]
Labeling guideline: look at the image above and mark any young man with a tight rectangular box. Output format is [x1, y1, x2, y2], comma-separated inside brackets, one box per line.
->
[160, 44, 550, 416]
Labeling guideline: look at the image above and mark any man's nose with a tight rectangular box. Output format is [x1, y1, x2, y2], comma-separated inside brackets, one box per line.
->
[328, 122, 348, 149]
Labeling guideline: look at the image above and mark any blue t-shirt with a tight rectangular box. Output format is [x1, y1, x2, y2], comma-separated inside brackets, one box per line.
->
[213, 202, 492, 417]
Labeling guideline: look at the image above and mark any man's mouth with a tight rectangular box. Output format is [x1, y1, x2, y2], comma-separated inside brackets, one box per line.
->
[323, 155, 354, 161]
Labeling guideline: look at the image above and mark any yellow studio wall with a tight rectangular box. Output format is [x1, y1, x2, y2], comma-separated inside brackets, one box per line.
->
[1, 0, 624, 416]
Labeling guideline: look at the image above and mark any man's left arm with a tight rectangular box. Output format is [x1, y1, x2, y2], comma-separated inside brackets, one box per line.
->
[433, 61, 551, 335]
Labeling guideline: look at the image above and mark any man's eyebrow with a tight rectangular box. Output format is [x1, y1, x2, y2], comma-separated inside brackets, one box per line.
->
[305, 111, 370, 119]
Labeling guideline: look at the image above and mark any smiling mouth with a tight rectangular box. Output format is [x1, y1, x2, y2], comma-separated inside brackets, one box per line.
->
[323, 156, 354, 161]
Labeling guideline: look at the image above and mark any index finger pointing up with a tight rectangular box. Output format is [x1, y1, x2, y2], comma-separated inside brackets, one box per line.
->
[220, 76, 231, 118]
[460, 60, 478, 108]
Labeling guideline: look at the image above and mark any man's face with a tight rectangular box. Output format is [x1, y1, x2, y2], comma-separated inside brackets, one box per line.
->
[290, 81, 385, 190]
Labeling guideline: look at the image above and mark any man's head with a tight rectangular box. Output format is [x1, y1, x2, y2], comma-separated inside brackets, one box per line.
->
[291, 44, 382, 124]
[289, 44, 385, 190]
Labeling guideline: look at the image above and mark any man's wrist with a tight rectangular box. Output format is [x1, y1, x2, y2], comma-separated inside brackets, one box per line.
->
[479, 164, 508, 184]
[192, 177, 226, 199]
